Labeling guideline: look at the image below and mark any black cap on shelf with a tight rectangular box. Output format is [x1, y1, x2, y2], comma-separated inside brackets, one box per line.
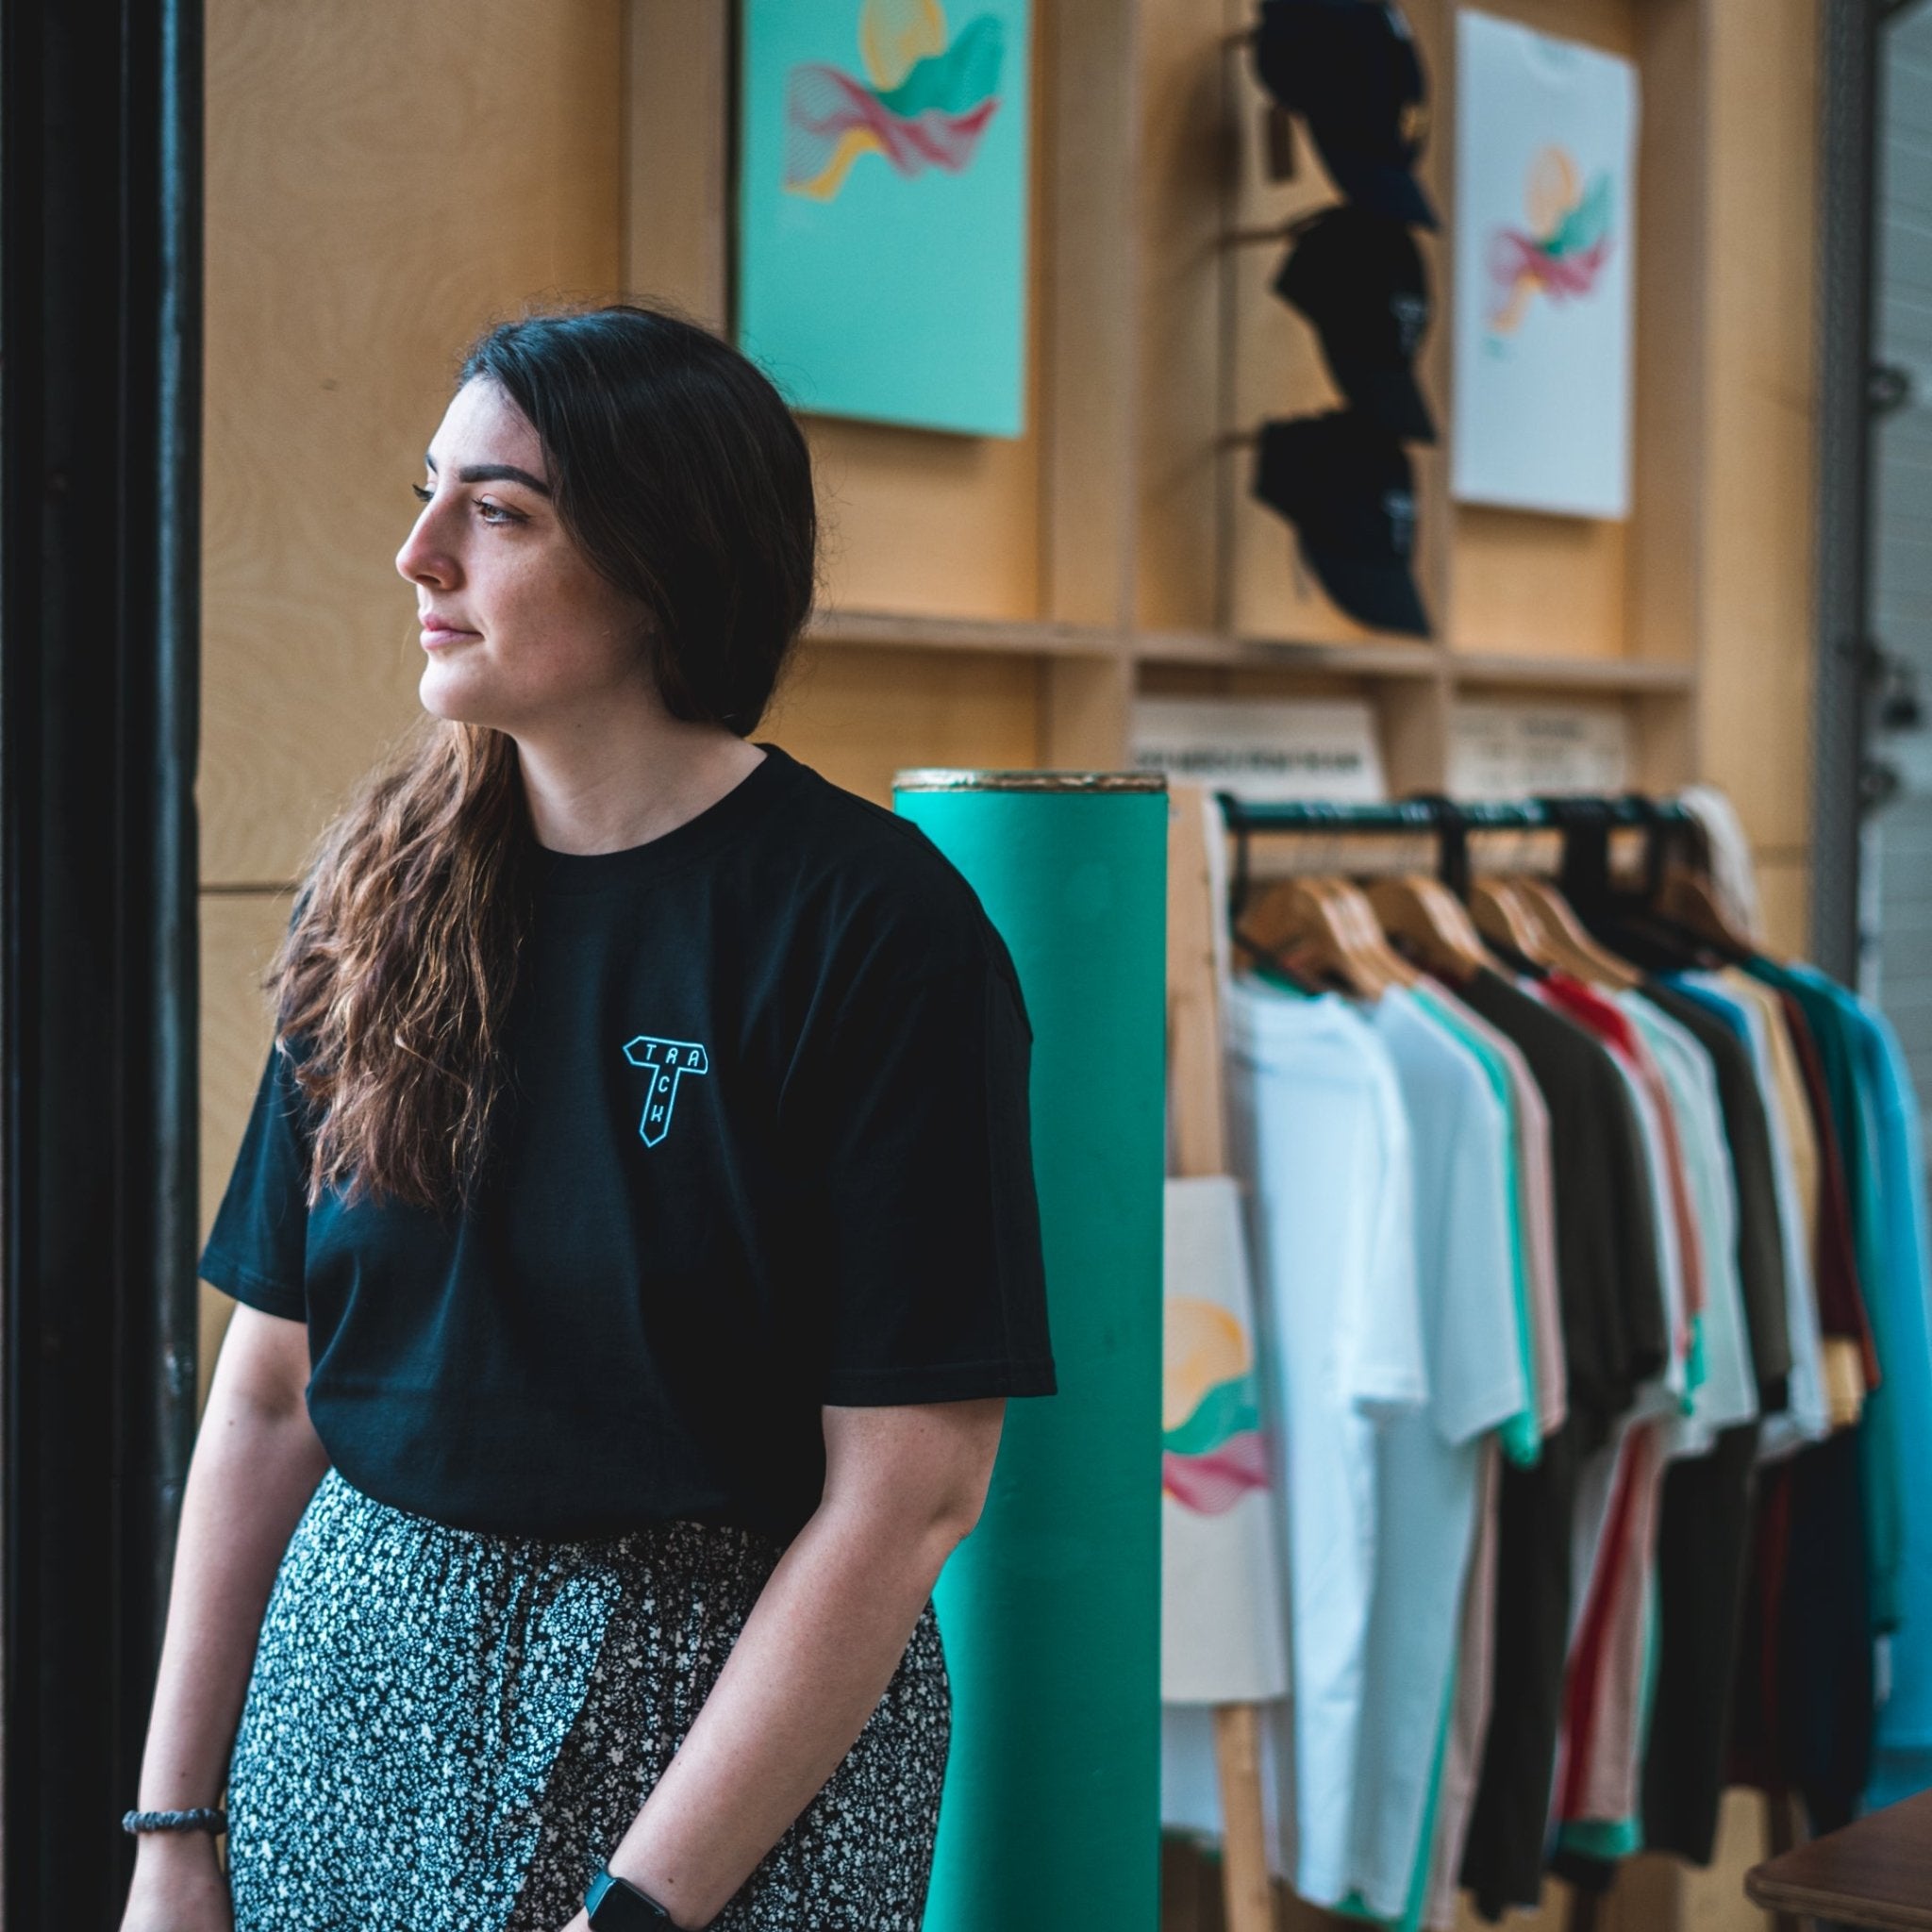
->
[1251, 0, 1438, 231]
[1274, 203, 1436, 443]
[1251, 408, 1430, 637]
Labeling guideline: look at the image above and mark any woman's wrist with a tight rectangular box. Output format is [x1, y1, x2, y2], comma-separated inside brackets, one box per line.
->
[131, 1825, 222, 1864]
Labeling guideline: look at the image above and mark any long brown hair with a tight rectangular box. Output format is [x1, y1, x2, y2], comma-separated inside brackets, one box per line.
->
[264, 300, 819, 1217]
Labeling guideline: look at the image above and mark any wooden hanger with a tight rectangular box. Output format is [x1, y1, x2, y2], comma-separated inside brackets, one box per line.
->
[1230, 915, 1323, 994]
[1314, 875, 1426, 992]
[1234, 878, 1333, 991]
[1470, 876, 1551, 964]
[1654, 863, 1760, 960]
[1240, 877, 1378, 994]
[1241, 875, 1417, 996]
[1506, 874, 1645, 989]
[1365, 874, 1495, 982]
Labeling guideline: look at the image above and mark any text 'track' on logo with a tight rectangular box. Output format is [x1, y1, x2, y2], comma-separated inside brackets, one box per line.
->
[621, 1035, 709, 1147]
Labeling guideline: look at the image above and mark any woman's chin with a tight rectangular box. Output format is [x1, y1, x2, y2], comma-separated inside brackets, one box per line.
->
[417, 666, 501, 729]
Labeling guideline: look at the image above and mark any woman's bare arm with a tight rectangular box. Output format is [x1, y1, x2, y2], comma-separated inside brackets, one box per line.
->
[123, 1305, 332, 1907]
[572, 1395, 1008, 1931]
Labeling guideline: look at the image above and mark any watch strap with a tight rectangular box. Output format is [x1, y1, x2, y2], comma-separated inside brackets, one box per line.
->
[584, 1863, 685, 1930]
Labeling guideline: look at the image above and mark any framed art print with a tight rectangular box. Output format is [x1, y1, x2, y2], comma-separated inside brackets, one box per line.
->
[736, 0, 1033, 438]
[1450, 10, 1640, 519]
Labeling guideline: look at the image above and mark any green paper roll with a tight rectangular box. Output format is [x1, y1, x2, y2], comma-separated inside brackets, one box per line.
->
[893, 768, 1168, 1932]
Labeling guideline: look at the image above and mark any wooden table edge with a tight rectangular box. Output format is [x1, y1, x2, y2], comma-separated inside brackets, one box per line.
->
[1746, 1862, 1932, 1932]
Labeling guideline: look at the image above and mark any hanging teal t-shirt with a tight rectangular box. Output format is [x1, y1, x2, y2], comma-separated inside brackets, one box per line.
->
[1753, 958, 1903, 1636]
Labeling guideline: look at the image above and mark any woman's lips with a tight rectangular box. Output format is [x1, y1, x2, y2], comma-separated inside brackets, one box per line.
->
[421, 622, 478, 647]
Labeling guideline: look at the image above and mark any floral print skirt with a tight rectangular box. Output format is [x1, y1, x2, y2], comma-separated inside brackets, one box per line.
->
[224, 1466, 952, 1931]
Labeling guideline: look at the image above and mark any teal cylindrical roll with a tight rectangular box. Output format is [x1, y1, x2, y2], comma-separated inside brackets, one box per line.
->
[892, 769, 1168, 1932]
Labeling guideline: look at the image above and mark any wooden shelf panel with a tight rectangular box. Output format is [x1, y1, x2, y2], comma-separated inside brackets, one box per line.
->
[807, 609, 1690, 704]
[1448, 653, 1696, 694]
[1132, 629, 1442, 678]
[804, 607, 1122, 659]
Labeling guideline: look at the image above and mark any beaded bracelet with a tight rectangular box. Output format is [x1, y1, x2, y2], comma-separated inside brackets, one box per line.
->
[122, 1807, 227, 1836]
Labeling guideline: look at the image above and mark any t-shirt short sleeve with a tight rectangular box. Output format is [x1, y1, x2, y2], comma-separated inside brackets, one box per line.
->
[198, 1035, 312, 1323]
[786, 926, 1058, 1407]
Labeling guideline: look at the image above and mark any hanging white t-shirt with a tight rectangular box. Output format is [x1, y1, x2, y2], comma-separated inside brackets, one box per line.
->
[1621, 993, 1758, 1445]
[1346, 987, 1531, 1918]
[1160, 974, 1427, 1899]
[1242, 976, 1430, 1902]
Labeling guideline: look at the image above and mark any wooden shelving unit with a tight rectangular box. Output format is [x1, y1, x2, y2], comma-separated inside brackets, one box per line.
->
[656, 0, 1725, 808]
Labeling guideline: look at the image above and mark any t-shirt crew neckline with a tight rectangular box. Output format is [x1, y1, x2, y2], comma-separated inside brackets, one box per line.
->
[532, 740, 798, 895]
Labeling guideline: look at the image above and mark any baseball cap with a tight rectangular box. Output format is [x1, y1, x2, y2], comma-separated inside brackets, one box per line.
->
[1273, 203, 1437, 443]
[1250, 0, 1438, 230]
[1250, 408, 1430, 636]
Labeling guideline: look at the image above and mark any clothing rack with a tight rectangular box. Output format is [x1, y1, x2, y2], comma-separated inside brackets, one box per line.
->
[1191, 787, 1709, 1932]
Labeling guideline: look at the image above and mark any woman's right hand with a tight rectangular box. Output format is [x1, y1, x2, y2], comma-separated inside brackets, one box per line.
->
[119, 1834, 233, 1932]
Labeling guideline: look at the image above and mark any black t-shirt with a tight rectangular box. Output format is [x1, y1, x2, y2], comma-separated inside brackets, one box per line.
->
[1451, 968, 1664, 1921]
[1457, 968, 1664, 1453]
[198, 740, 1059, 1541]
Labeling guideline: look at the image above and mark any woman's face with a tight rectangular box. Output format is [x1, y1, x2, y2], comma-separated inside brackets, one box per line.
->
[395, 375, 657, 732]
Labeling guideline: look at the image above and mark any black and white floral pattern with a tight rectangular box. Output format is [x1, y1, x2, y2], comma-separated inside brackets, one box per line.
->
[225, 1467, 951, 1931]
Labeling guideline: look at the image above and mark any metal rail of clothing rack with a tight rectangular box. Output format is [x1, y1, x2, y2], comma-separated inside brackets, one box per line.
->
[1211, 791, 1702, 922]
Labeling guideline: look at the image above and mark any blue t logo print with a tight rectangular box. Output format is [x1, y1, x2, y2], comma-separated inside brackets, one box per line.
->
[621, 1035, 709, 1147]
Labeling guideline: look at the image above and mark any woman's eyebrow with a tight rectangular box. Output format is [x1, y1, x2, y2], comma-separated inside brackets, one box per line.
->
[423, 450, 553, 497]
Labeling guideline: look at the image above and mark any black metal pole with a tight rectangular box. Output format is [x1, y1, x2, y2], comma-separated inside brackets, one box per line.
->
[1, 0, 204, 1922]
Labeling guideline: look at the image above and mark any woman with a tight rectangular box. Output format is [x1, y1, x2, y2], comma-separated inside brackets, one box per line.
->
[118, 302, 1058, 1932]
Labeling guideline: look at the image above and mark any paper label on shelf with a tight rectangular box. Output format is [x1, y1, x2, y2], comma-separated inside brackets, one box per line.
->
[1448, 698, 1629, 798]
[1130, 697, 1388, 803]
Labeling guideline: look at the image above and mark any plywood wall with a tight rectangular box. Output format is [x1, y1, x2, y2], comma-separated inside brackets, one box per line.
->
[1698, 0, 1824, 953]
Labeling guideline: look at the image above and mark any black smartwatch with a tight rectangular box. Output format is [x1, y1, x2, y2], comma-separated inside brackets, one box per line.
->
[584, 1863, 693, 1930]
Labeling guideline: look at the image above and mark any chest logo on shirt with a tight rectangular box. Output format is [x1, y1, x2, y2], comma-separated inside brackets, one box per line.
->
[621, 1035, 710, 1147]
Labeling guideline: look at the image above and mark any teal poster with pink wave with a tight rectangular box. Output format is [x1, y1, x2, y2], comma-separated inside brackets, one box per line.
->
[735, 0, 1032, 437]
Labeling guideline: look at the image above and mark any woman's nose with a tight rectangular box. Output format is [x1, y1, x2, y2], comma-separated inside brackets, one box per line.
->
[396, 523, 452, 586]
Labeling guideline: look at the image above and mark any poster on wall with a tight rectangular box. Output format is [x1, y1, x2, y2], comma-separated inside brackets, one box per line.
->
[1450, 10, 1640, 519]
[735, 0, 1032, 438]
